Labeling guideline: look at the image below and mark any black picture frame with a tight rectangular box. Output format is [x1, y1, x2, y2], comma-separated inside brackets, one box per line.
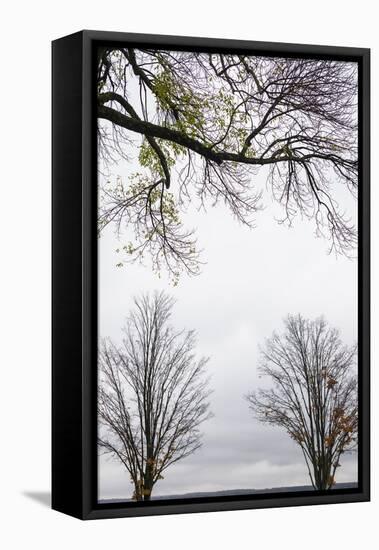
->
[52, 30, 370, 520]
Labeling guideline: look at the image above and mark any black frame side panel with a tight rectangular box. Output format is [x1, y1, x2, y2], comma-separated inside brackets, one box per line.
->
[52, 31, 84, 519]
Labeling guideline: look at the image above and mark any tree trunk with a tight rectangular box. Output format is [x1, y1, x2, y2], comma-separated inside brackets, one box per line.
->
[143, 461, 154, 501]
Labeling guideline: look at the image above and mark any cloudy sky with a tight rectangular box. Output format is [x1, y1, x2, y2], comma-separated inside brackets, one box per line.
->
[97, 56, 358, 500]
[98, 175, 358, 500]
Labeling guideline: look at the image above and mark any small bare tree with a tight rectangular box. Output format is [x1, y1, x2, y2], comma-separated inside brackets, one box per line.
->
[247, 315, 357, 490]
[98, 291, 212, 501]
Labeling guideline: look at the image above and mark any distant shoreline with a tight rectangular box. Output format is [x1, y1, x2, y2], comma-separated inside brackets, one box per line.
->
[99, 482, 358, 504]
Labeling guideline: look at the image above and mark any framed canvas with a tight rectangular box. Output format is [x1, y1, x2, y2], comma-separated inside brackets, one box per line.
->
[52, 30, 370, 520]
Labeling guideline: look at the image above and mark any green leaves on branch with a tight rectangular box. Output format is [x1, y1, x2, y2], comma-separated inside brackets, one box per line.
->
[99, 173, 200, 285]
[139, 139, 179, 175]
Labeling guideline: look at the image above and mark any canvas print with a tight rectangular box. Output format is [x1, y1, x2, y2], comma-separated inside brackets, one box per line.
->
[96, 47, 358, 503]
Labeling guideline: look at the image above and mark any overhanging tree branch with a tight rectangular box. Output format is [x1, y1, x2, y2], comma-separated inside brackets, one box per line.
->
[97, 49, 358, 276]
[99, 99, 356, 171]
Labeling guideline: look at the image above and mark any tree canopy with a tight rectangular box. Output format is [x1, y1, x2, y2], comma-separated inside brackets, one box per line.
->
[98, 48, 358, 281]
[98, 292, 212, 500]
[247, 315, 357, 490]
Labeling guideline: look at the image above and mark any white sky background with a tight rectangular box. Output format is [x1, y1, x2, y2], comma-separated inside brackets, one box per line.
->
[97, 56, 358, 500]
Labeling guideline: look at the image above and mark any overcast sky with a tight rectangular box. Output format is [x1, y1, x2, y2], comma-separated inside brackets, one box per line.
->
[98, 175, 357, 500]
[97, 56, 358, 500]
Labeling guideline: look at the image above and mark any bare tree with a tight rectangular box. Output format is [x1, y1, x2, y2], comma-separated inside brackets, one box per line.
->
[97, 49, 358, 279]
[247, 315, 357, 490]
[98, 291, 212, 501]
